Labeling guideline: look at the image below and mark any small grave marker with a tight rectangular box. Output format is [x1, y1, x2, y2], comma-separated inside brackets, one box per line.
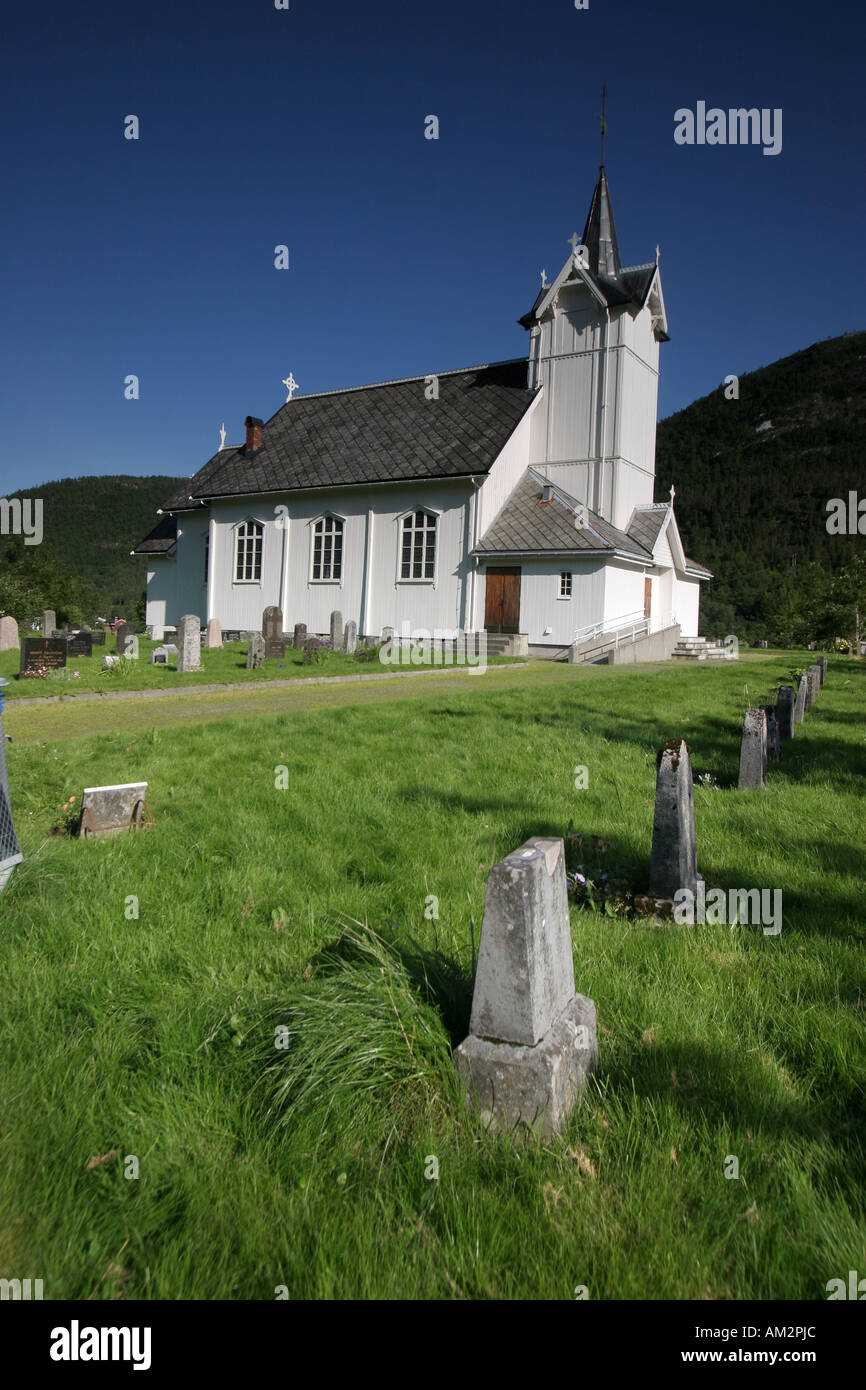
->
[0, 616, 19, 653]
[246, 633, 266, 669]
[793, 676, 808, 725]
[776, 685, 795, 739]
[293, 623, 307, 650]
[455, 837, 597, 1134]
[343, 620, 358, 654]
[177, 615, 202, 672]
[262, 607, 285, 660]
[330, 610, 344, 650]
[76, 782, 152, 838]
[648, 740, 700, 901]
[739, 709, 768, 787]
[20, 638, 67, 676]
[205, 618, 223, 650]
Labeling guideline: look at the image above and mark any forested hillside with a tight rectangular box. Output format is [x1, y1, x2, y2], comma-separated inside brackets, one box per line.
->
[0, 475, 179, 623]
[656, 331, 866, 639]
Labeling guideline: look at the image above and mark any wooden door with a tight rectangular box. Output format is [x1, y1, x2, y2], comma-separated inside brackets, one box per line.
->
[484, 567, 521, 633]
[643, 576, 652, 621]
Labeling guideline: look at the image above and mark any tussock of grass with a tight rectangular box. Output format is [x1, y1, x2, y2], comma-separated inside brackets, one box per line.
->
[251, 922, 463, 1147]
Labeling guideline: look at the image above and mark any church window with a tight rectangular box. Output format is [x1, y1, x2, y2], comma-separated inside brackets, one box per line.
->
[311, 515, 343, 581]
[400, 510, 437, 580]
[559, 572, 572, 598]
[235, 520, 263, 582]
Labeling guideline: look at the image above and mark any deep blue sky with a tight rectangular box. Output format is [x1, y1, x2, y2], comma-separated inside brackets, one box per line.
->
[1, 0, 864, 496]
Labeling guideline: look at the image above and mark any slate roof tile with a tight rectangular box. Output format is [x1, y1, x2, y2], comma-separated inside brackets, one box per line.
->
[159, 360, 536, 512]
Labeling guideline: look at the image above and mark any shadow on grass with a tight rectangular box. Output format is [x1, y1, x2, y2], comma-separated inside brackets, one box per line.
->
[600, 1038, 866, 1190]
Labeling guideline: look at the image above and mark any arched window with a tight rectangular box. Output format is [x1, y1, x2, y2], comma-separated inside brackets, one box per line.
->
[235, 520, 263, 582]
[400, 510, 436, 580]
[312, 515, 343, 581]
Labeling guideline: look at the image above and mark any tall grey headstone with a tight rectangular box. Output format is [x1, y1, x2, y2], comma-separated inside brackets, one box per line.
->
[262, 607, 285, 660]
[807, 665, 821, 705]
[0, 678, 22, 893]
[293, 623, 307, 650]
[455, 837, 597, 1134]
[177, 614, 202, 672]
[793, 676, 808, 725]
[330, 610, 343, 650]
[205, 618, 222, 649]
[343, 620, 358, 655]
[246, 633, 266, 669]
[776, 685, 795, 739]
[42, 609, 56, 638]
[114, 622, 130, 654]
[818, 656, 827, 684]
[738, 708, 768, 788]
[648, 740, 699, 901]
[0, 616, 19, 653]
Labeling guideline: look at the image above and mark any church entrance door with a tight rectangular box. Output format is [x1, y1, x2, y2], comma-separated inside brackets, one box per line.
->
[484, 567, 521, 633]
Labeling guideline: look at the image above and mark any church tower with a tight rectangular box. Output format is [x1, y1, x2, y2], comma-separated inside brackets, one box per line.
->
[519, 166, 669, 532]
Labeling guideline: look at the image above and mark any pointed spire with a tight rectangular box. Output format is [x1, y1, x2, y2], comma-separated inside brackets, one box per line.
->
[580, 166, 621, 279]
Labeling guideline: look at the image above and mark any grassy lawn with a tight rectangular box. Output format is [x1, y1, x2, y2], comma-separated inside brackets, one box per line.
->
[0, 634, 521, 700]
[0, 656, 863, 1299]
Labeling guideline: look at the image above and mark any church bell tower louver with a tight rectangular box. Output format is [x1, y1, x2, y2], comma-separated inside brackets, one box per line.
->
[519, 165, 669, 533]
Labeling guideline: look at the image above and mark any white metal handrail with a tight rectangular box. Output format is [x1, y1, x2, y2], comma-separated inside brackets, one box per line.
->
[572, 609, 673, 651]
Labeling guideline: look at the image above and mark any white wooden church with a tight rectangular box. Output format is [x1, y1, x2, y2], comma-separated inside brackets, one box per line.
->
[135, 165, 710, 655]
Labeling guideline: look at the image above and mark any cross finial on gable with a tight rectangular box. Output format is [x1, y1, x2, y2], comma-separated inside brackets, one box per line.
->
[282, 373, 299, 402]
[568, 232, 580, 253]
[669, 484, 676, 503]
[656, 244, 661, 263]
[219, 422, 226, 451]
[540, 268, 548, 287]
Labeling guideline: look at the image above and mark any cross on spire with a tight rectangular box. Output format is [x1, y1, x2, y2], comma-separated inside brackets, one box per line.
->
[282, 373, 299, 402]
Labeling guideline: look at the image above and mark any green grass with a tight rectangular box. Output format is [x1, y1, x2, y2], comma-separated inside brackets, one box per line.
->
[0, 634, 521, 700]
[0, 656, 864, 1299]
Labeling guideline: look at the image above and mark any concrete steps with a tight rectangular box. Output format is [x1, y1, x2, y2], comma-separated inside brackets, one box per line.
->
[672, 637, 737, 662]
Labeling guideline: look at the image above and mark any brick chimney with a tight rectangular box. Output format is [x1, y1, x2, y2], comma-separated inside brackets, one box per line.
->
[244, 416, 263, 454]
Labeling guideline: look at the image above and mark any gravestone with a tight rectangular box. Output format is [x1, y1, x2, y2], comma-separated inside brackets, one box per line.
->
[760, 706, 780, 763]
[177, 615, 202, 672]
[293, 623, 307, 650]
[0, 678, 22, 893]
[648, 740, 699, 902]
[90, 629, 106, 646]
[776, 685, 795, 739]
[818, 656, 827, 684]
[262, 607, 285, 660]
[76, 782, 150, 837]
[102, 654, 120, 670]
[20, 638, 67, 676]
[739, 708, 768, 788]
[793, 676, 808, 724]
[42, 609, 56, 638]
[0, 616, 19, 653]
[114, 622, 131, 654]
[246, 633, 266, 669]
[343, 620, 358, 655]
[381, 625, 394, 644]
[330, 610, 343, 650]
[150, 644, 178, 665]
[205, 618, 223, 650]
[807, 665, 821, 705]
[454, 837, 597, 1134]
[67, 631, 93, 659]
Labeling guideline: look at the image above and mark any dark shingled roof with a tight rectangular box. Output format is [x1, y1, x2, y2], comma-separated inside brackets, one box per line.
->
[475, 472, 653, 562]
[627, 504, 669, 553]
[132, 514, 178, 555]
[159, 360, 536, 512]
